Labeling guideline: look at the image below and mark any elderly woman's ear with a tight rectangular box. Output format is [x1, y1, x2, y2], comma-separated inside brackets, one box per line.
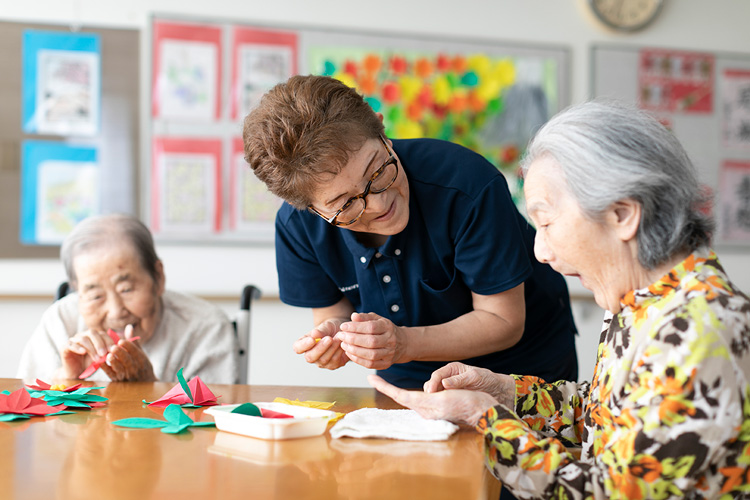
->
[608, 198, 641, 243]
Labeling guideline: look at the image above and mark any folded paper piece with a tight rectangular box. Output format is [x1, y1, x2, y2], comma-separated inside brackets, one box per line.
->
[329, 408, 459, 441]
[78, 329, 141, 379]
[273, 397, 345, 423]
[112, 403, 215, 434]
[144, 368, 218, 408]
[0, 389, 74, 422]
[26, 383, 107, 410]
[26, 380, 82, 392]
[231, 402, 293, 419]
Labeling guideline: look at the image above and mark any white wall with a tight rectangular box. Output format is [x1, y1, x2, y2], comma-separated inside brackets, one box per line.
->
[2, 0, 749, 386]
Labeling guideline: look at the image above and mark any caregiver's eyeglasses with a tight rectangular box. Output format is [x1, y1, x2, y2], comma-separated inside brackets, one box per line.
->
[308, 136, 399, 227]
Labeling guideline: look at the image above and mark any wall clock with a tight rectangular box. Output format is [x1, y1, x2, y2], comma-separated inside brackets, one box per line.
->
[588, 0, 665, 32]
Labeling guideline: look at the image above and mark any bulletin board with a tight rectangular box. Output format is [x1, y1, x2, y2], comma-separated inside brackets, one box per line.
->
[148, 16, 571, 244]
[0, 21, 139, 258]
[592, 44, 750, 247]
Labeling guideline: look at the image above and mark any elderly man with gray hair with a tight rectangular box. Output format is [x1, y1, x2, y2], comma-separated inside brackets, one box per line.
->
[17, 214, 239, 384]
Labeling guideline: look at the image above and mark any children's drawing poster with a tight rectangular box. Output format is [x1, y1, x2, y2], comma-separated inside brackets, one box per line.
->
[308, 47, 559, 205]
[20, 141, 100, 245]
[152, 21, 222, 121]
[229, 138, 282, 240]
[721, 69, 750, 149]
[231, 27, 297, 120]
[151, 138, 222, 234]
[638, 48, 714, 114]
[22, 30, 101, 136]
[718, 160, 750, 244]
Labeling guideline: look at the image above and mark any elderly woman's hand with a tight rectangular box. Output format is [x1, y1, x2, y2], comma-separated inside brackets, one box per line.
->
[423, 362, 516, 407]
[59, 328, 118, 379]
[336, 312, 407, 370]
[294, 318, 350, 370]
[368, 374, 499, 426]
[102, 326, 156, 381]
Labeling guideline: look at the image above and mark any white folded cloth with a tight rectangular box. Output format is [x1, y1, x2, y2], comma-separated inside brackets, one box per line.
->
[330, 408, 459, 441]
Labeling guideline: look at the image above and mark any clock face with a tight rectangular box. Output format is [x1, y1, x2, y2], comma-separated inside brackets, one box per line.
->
[589, 0, 664, 32]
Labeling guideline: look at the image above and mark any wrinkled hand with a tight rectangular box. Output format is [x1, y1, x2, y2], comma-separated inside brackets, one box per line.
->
[60, 328, 118, 379]
[102, 326, 156, 381]
[368, 374, 499, 426]
[336, 312, 407, 370]
[60, 325, 155, 381]
[293, 318, 350, 370]
[423, 362, 515, 407]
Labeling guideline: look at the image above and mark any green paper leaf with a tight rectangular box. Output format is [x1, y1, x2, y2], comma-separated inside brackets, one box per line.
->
[112, 418, 168, 429]
[162, 424, 191, 434]
[164, 404, 194, 426]
[231, 403, 262, 417]
[0, 413, 31, 421]
[176, 367, 193, 403]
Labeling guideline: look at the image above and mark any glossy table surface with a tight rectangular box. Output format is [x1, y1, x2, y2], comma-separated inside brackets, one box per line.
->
[0, 379, 501, 500]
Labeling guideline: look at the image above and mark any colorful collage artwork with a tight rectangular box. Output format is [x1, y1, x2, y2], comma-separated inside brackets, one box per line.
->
[308, 47, 558, 205]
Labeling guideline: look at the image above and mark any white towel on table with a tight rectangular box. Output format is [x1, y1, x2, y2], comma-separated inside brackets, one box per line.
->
[330, 408, 459, 441]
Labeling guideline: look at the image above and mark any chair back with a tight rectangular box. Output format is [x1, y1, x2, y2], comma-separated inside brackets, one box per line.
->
[234, 284, 261, 384]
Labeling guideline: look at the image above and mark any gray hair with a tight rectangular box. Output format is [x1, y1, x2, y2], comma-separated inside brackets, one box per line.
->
[520, 100, 713, 270]
[60, 214, 161, 289]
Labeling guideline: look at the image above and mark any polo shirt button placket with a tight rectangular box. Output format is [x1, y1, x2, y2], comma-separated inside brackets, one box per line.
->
[382, 275, 391, 284]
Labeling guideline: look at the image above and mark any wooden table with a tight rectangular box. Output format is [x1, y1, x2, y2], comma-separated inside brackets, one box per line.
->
[0, 379, 501, 500]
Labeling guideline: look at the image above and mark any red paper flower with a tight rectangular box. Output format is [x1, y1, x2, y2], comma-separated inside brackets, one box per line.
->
[0, 388, 59, 416]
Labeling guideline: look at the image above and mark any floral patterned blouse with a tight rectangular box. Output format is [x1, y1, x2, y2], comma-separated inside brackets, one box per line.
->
[477, 249, 750, 499]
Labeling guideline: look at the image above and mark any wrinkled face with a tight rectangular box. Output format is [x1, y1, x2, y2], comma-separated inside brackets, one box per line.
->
[73, 244, 164, 343]
[524, 156, 623, 311]
[308, 136, 410, 236]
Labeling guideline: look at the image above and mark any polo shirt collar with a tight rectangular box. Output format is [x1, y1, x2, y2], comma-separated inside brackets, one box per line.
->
[341, 228, 407, 268]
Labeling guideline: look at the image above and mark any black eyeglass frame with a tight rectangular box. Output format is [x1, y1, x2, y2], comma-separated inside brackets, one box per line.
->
[307, 135, 399, 227]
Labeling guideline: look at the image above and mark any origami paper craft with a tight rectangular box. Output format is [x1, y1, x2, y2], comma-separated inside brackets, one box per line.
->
[231, 403, 293, 419]
[112, 403, 215, 434]
[0, 388, 73, 422]
[27, 386, 107, 410]
[26, 379, 82, 392]
[144, 368, 219, 408]
[273, 397, 345, 423]
[78, 329, 141, 379]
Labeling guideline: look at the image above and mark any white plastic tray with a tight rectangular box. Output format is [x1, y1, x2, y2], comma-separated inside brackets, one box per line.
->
[205, 402, 336, 440]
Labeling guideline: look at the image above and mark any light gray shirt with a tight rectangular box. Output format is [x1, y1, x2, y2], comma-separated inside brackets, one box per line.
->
[16, 290, 239, 384]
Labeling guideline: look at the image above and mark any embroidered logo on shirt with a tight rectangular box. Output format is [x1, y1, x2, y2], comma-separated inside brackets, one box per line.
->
[339, 284, 359, 293]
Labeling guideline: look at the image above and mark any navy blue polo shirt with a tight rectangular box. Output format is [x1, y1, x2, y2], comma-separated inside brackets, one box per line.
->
[276, 138, 577, 388]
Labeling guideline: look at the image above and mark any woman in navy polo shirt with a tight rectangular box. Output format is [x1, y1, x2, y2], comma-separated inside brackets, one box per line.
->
[243, 75, 578, 389]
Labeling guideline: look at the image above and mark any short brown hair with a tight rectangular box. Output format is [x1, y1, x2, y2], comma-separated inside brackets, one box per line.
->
[242, 75, 384, 209]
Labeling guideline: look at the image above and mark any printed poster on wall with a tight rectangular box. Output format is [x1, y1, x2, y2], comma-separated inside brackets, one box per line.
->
[718, 160, 750, 244]
[151, 137, 222, 235]
[22, 30, 101, 136]
[20, 141, 100, 245]
[229, 138, 282, 240]
[638, 48, 714, 113]
[721, 69, 750, 149]
[231, 27, 297, 120]
[308, 47, 558, 206]
[152, 21, 222, 121]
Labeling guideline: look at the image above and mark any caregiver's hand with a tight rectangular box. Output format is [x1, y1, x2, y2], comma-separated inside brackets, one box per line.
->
[368, 374, 499, 426]
[293, 318, 350, 370]
[337, 312, 407, 370]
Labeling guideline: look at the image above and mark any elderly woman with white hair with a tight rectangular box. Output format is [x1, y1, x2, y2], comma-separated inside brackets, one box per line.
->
[17, 214, 239, 384]
[370, 101, 750, 499]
